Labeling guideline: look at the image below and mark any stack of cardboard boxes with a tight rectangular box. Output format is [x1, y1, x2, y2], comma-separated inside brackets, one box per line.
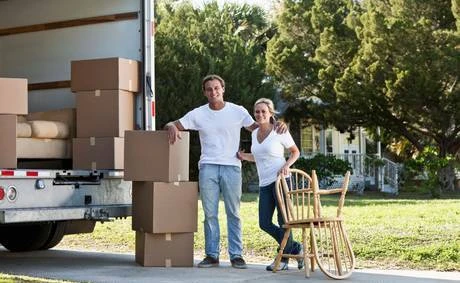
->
[125, 130, 198, 267]
[70, 57, 139, 170]
[0, 77, 28, 168]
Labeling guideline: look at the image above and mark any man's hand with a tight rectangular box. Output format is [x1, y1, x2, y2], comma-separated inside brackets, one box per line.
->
[274, 120, 288, 134]
[165, 122, 182, 144]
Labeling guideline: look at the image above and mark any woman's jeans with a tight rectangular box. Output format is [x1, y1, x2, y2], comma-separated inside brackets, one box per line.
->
[259, 181, 301, 256]
[199, 164, 243, 260]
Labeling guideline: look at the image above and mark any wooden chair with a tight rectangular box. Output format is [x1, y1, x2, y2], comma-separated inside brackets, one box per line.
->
[273, 169, 355, 279]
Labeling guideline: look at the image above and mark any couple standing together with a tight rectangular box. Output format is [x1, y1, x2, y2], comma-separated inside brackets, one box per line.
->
[165, 74, 302, 271]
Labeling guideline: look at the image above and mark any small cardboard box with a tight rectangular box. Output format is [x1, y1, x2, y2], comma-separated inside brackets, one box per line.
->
[71, 57, 139, 92]
[72, 137, 124, 170]
[0, 115, 17, 168]
[135, 232, 194, 267]
[76, 90, 134, 138]
[132, 181, 198, 233]
[124, 131, 189, 182]
[0, 78, 28, 115]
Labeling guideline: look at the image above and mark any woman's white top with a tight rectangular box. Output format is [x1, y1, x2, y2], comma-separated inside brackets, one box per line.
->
[251, 128, 295, 186]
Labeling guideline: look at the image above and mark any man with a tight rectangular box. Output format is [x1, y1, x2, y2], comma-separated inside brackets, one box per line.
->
[165, 74, 284, 269]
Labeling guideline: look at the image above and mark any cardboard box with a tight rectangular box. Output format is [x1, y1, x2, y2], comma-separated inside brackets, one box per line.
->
[0, 78, 28, 115]
[72, 137, 124, 170]
[71, 57, 139, 92]
[0, 115, 17, 168]
[124, 131, 189, 182]
[135, 232, 194, 267]
[132, 181, 198, 233]
[76, 90, 134, 138]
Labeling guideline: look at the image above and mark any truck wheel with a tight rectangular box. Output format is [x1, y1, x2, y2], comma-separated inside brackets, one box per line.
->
[40, 222, 67, 250]
[0, 223, 53, 252]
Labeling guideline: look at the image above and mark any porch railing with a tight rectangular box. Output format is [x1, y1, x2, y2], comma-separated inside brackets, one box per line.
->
[300, 153, 400, 194]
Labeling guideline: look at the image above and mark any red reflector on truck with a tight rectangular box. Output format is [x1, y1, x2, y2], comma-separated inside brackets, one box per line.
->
[151, 101, 155, 117]
[1, 170, 14, 176]
[0, 187, 4, 200]
[26, 171, 38, 177]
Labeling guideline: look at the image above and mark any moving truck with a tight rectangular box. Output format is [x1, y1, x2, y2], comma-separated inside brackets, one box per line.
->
[0, 0, 155, 251]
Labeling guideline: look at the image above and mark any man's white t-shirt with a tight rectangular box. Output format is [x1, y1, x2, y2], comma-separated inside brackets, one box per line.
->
[179, 102, 254, 167]
[251, 129, 295, 186]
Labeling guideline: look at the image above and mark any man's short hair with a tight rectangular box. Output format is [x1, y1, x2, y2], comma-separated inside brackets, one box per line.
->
[202, 74, 225, 91]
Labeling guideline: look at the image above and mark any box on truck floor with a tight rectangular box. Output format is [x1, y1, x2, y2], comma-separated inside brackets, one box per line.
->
[71, 57, 139, 92]
[0, 78, 28, 115]
[72, 137, 124, 170]
[76, 90, 134, 138]
[0, 114, 18, 168]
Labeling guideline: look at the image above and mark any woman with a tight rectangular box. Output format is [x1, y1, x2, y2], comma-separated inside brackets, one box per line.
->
[237, 98, 303, 271]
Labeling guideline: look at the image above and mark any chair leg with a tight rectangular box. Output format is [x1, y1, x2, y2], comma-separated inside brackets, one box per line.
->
[273, 228, 291, 273]
[302, 228, 310, 278]
[310, 226, 315, 272]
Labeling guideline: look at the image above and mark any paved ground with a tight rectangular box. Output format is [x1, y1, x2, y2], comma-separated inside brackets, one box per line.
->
[0, 248, 459, 283]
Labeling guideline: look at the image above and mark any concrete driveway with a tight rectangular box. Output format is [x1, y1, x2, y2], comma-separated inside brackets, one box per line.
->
[0, 248, 458, 283]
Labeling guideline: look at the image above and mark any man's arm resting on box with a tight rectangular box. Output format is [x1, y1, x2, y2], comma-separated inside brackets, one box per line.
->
[165, 120, 185, 144]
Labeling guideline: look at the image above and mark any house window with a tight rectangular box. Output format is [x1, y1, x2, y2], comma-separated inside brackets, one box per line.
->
[326, 129, 333, 153]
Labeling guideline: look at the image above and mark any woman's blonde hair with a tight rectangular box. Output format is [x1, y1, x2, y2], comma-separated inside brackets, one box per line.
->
[254, 98, 278, 124]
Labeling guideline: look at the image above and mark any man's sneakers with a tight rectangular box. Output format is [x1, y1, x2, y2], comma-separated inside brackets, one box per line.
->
[230, 256, 248, 269]
[197, 256, 247, 269]
[197, 256, 219, 268]
[266, 259, 289, 271]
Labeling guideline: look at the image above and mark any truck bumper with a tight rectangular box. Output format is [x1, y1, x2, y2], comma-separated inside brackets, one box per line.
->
[0, 205, 131, 224]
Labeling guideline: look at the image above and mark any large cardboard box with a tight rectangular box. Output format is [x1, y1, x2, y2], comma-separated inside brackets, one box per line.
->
[72, 137, 124, 170]
[124, 131, 189, 182]
[132, 181, 198, 233]
[71, 57, 139, 92]
[0, 115, 17, 168]
[135, 232, 194, 267]
[0, 78, 28, 115]
[76, 90, 134, 138]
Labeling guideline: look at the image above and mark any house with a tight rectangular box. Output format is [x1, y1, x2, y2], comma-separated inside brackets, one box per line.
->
[291, 121, 399, 194]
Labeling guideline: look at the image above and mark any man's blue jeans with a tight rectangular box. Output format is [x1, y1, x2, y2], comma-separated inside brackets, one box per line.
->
[259, 181, 301, 255]
[199, 164, 243, 260]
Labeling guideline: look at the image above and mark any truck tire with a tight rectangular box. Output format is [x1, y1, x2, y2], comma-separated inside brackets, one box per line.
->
[0, 223, 53, 252]
[40, 221, 67, 250]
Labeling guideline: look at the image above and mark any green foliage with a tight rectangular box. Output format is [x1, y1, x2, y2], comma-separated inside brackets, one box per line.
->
[267, 0, 460, 166]
[293, 154, 353, 185]
[403, 146, 454, 197]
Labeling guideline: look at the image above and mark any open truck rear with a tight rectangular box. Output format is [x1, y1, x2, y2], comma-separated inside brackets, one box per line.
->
[0, 0, 155, 252]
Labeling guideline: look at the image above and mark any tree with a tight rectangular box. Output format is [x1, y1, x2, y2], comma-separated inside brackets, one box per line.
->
[267, 0, 460, 192]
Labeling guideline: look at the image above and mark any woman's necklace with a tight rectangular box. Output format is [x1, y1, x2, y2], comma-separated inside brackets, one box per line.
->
[257, 125, 273, 144]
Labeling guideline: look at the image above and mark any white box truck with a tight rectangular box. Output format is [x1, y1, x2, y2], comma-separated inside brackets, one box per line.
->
[0, 0, 155, 251]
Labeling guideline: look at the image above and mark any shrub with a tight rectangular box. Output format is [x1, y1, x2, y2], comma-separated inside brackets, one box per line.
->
[294, 154, 353, 185]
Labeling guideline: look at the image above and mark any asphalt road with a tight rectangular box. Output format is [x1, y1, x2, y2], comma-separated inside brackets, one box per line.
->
[0, 247, 459, 283]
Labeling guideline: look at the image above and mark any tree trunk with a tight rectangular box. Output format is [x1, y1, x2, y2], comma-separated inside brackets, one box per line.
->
[438, 163, 457, 192]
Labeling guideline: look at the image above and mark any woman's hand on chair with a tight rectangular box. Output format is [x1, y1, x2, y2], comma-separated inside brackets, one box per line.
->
[278, 164, 290, 176]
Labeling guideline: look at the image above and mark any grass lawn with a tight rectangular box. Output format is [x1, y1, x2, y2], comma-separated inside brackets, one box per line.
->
[56, 191, 460, 271]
